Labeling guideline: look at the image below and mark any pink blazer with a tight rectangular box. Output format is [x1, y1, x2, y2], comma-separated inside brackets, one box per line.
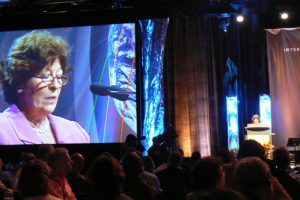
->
[0, 104, 90, 145]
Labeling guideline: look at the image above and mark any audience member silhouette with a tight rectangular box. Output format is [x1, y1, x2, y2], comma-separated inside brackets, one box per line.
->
[143, 156, 156, 173]
[148, 136, 164, 168]
[87, 153, 133, 200]
[191, 151, 201, 164]
[236, 140, 292, 200]
[120, 134, 138, 158]
[272, 147, 300, 200]
[16, 159, 61, 200]
[237, 140, 276, 175]
[47, 147, 76, 200]
[15, 151, 36, 172]
[234, 156, 292, 200]
[182, 150, 202, 174]
[36, 144, 55, 162]
[124, 150, 162, 195]
[237, 139, 275, 180]
[186, 156, 225, 200]
[135, 153, 162, 196]
[156, 149, 190, 200]
[136, 138, 146, 155]
[237, 140, 265, 159]
[215, 149, 236, 189]
[216, 149, 235, 164]
[0, 158, 14, 190]
[67, 153, 89, 199]
[0, 158, 12, 200]
[122, 151, 156, 200]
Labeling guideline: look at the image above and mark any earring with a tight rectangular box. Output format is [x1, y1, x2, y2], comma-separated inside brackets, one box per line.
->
[17, 89, 23, 94]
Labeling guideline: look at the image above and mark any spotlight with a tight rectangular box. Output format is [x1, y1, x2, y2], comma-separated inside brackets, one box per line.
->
[280, 12, 289, 20]
[219, 17, 230, 32]
[236, 15, 244, 23]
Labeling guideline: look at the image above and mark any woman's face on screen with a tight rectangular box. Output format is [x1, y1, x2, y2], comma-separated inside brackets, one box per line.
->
[19, 58, 64, 117]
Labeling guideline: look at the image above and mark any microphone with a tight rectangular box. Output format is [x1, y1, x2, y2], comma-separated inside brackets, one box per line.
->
[90, 83, 136, 101]
[90, 84, 110, 96]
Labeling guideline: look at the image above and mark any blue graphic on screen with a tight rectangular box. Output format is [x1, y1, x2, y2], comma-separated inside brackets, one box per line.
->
[91, 23, 137, 143]
[140, 18, 169, 151]
[259, 94, 271, 131]
[0, 24, 137, 144]
[106, 24, 137, 141]
[226, 96, 239, 151]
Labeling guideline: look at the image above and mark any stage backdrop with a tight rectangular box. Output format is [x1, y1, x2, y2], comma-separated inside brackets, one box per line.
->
[266, 28, 300, 147]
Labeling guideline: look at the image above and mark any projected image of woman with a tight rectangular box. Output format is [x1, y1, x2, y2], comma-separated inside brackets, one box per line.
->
[0, 30, 90, 145]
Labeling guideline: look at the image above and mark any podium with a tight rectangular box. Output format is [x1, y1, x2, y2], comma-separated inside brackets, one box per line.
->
[245, 124, 274, 145]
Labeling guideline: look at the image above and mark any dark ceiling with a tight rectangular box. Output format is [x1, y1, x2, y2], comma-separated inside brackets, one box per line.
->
[0, 0, 297, 14]
[0, 0, 299, 29]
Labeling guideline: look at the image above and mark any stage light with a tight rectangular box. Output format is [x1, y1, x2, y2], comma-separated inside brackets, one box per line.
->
[236, 15, 244, 23]
[280, 12, 289, 20]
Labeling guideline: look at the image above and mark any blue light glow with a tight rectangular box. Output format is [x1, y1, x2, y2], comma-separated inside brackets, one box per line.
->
[226, 96, 239, 151]
[140, 18, 169, 152]
[259, 94, 272, 131]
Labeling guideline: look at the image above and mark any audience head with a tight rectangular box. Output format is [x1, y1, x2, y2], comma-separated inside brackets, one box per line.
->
[122, 151, 144, 178]
[70, 153, 85, 173]
[216, 149, 234, 164]
[237, 139, 265, 160]
[19, 151, 36, 164]
[47, 147, 72, 177]
[36, 144, 55, 162]
[192, 156, 225, 189]
[152, 136, 161, 146]
[17, 159, 51, 198]
[87, 154, 125, 200]
[273, 147, 291, 169]
[234, 157, 273, 200]
[125, 134, 137, 146]
[168, 149, 184, 167]
[191, 150, 201, 163]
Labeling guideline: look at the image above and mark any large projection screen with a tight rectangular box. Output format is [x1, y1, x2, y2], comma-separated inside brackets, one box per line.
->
[0, 23, 137, 145]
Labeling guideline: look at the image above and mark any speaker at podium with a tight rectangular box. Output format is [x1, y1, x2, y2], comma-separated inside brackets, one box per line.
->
[244, 114, 274, 148]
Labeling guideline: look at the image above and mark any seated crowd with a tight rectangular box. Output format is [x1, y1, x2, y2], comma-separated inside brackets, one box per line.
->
[0, 138, 299, 200]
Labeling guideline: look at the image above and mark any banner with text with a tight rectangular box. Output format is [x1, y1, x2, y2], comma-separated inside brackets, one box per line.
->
[266, 28, 300, 147]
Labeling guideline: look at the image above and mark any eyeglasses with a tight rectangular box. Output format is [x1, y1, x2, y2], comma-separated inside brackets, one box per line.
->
[32, 74, 69, 86]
